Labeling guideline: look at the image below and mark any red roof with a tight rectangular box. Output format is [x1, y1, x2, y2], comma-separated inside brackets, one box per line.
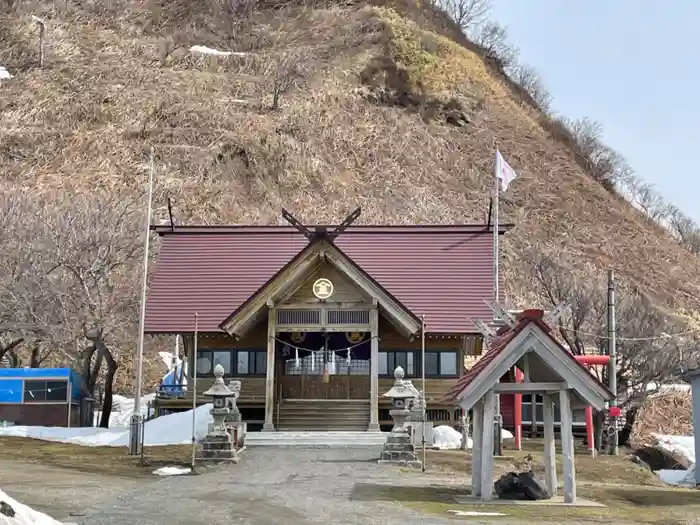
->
[144, 224, 511, 334]
[441, 309, 614, 404]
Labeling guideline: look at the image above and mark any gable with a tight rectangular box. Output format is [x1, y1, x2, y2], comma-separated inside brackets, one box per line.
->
[220, 240, 422, 338]
[285, 263, 369, 305]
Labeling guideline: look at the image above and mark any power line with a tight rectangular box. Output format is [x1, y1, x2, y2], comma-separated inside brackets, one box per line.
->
[558, 325, 699, 342]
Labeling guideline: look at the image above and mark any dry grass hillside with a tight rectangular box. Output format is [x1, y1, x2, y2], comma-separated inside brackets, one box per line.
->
[2, 0, 699, 388]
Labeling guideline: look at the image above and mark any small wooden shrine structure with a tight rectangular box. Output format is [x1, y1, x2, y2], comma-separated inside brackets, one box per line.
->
[442, 309, 613, 503]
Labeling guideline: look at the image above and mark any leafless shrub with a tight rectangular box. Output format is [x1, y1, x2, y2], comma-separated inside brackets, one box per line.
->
[471, 20, 518, 69]
[268, 50, 309, 110]
[435, 0, 490, 31]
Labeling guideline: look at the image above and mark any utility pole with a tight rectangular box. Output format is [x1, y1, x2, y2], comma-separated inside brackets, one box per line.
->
[129, 151, 155, 456]
[607, 270, 619, 456]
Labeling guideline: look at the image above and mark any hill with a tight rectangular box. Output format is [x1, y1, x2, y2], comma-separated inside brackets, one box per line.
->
[1, 0, 699, 394]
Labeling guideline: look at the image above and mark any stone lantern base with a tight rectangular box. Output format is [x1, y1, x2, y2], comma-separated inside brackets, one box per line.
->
[378, 431, 422, 468]
[200, 432, 239, 463]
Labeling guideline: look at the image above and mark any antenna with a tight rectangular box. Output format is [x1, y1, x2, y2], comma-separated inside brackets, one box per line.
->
[485, 300, 517, 327]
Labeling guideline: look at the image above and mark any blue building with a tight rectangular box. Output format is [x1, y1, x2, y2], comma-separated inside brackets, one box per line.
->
[0, 368, 87, 427]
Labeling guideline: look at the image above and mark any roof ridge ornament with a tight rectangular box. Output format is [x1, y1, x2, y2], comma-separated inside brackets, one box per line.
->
[281, 207, 362, 242]
[485, 300, 518, 328]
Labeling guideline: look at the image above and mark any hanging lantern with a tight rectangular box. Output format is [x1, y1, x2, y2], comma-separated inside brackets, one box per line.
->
[346, 348, 351, 365]
[311, 350, 315, 372]
[295, 346, 300, 368]
[323, 362, 330, 384]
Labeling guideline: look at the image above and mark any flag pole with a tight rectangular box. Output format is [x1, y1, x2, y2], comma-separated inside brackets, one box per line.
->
[191, 312, 199, 470]
[493, 149, 503, 456]
[493, 150, 500, 303]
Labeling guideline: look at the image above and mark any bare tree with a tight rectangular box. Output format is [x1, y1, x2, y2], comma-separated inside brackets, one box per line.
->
[668, 207, 700, 255]
[625, 180, 671, 223]
[511, 64, 552, 111]
[436, 0, 491, 31]
[0, 190, 142, 427]
[524, 248, 697, 405]
[472, 21, 518, 68]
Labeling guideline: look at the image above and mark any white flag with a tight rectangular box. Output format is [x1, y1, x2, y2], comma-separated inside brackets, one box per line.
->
[496, 150, 518, 192]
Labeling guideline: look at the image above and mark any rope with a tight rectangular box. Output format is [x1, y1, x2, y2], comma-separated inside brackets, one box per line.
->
[270, 335, 378, 353]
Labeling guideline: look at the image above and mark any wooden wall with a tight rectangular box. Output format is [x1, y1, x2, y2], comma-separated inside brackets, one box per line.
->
[183, 325, 267, 406]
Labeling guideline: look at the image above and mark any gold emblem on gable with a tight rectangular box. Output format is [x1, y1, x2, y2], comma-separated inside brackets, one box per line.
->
[346, 332, 365, 344]
[312, 278, 334, 300]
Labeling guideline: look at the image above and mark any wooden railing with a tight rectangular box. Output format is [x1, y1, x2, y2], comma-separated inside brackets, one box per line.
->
[160, 377, 266, 405]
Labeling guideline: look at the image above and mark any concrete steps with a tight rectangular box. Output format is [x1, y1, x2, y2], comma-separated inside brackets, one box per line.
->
[245, 430, 389, 447]
[277, 399, 371, 432]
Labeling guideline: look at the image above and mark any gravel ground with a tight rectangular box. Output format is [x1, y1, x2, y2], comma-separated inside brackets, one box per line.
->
[0, 459, 147, 523]
[76, 448, 488, 525]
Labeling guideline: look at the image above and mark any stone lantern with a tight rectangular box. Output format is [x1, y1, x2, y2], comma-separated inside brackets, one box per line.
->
[378, 366, 422, 468]
[225, 379, 247, 449]
[200, 364, 238, 463]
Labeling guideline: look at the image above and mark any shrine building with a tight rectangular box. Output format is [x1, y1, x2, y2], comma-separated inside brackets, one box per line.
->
[144, 210, 512, 432]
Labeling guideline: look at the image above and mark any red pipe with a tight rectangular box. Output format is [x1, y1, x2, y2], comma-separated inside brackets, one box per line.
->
[514, 368, 523, 450]
[512, 355, 609, 454]
[574, 355, 609, 366]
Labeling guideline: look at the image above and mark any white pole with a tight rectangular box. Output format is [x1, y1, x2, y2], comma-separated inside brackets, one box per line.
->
[493, 150, 502, 456]
[191, 312, 199, 470]
[66, 380, 72, 428]
[494, 151, 500, 302]
[129, 150, 155, 456]
[421, 315, 427, 473]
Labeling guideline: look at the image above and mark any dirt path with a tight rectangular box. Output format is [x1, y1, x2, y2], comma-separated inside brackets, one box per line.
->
[0, 459, 152, 522]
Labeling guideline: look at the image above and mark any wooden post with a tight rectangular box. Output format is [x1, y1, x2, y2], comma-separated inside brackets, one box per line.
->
[542, 393, 557, 496]
[480, 391, 497, 501]
[368, 305, 380, 431]
[263, 306, 276, 431]
[471, 401, 483, 497]
[559, 389, 576, 503]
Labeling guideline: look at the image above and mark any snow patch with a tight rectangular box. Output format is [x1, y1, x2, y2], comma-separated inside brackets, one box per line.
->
[432, 425, 513, 450]
[189, 45, 247, 58]
[152, 466, 191, 476]
[0, 404, 214, 447]
[448, 509, 506, 517]
[0, 488, 66, 525]
[652, 434, 696, 487]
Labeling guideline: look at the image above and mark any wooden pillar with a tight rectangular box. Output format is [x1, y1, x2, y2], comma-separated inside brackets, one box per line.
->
[480, 391, 497, 501]
[263, 306, 276, 431]
[542, 393, 558, 497]
[471, 401, 483, 497]
[559, 389, 576, 503]
[368, 305, 380, 431]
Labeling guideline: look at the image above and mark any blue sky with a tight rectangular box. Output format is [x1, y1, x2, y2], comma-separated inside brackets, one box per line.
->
[489, 0, 699, 222]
